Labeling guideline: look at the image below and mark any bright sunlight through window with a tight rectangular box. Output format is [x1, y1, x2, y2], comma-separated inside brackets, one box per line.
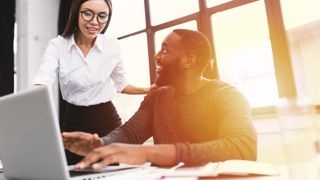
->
[211, 1, 279, 107]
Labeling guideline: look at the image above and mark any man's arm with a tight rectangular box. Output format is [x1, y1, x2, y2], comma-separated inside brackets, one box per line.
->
[75, 143, 177, 169]
[62, 105, 153, 158]
[101, 91, 156, 145]
[63, 90, 156, 156]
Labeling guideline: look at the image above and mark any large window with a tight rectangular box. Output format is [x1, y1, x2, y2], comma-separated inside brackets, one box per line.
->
[211, 1, 278, 107]
[107, 0, 146, 37]
[280, 0, 320, 104]
[281, 0, 320, 29]
[120, 33, 150, 86]
[109, 0, 318, 116]
[149, 0, 199, 25]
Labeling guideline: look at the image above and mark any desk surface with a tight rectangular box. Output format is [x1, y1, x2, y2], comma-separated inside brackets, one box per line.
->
[0, 174, 286, 180]
[0, 166, 292, 180]
[0, 163, 318, 180]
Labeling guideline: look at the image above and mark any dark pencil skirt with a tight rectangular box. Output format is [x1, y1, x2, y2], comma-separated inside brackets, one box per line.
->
[62, 101, 122, 165]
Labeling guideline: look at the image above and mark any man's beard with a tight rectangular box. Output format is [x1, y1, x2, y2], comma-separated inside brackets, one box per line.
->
[155, 60, 181, 87]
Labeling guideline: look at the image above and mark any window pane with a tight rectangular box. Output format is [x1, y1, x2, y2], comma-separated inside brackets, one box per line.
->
[281, 0, 320, 104]
[155, 21, 197, 52]
[206, 0, 232, 7]
[108, 0, 145, 37]
[120, 33, 150, 86]
[150, 0, 199, 25]
[114, 33, 149, 122]
[281, 0, 320, 29]
[211, 1, 278, 107]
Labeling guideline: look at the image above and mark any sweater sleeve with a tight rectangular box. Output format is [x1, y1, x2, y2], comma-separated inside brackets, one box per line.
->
[101, 92, 155, 145]
[175, 88, 257, 166]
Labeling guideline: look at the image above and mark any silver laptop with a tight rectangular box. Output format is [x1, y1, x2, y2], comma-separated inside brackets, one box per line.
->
[0, 87, 137, 180]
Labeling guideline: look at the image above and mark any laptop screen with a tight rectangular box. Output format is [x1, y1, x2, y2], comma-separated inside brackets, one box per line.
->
[0, 87, 143, 179]
[0, 87, 70, 179]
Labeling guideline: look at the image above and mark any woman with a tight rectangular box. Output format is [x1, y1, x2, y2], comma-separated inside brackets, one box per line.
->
[33, 0, 151, 164]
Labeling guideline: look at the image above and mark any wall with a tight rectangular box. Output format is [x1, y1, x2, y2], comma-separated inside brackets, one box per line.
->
[16, 0, 59, 90]
[287, 20, 320, 104]
[15, 0, 59, 107]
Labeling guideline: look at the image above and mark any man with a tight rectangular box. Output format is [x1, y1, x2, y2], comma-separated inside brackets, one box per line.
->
[63, 29, 257, 169]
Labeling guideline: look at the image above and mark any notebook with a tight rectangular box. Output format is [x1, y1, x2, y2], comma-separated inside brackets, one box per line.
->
[0, 87, 138, 180]
[162, 160, 280, 178]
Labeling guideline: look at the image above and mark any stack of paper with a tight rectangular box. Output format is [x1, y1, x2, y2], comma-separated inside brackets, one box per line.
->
[161, 160, 280, 178]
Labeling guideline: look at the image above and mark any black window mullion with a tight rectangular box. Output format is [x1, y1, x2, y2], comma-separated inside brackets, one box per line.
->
[207, 0, 258, 14]
[264, 0, 296, 98]
[198, 0, 218, 79]
[152, 13, 198, 32]
[144, 0, 156, 85]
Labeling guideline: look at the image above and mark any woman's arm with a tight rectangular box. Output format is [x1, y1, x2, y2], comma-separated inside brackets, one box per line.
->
[33, 39, 60, 86]
[121, 84, 157, 94]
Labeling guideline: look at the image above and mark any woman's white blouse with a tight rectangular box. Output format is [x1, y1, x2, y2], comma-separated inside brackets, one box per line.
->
[33, 34, 128, 106]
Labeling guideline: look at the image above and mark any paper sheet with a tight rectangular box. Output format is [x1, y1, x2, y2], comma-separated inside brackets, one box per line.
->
[161, 160, 279, 178]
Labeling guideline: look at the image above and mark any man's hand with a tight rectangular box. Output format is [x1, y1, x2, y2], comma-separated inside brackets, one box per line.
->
[62, 132, 104, 156]
[75, 143, 177, 169]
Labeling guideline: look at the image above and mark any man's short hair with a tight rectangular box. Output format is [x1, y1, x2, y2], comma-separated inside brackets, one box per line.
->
[173, 29, 212, 72]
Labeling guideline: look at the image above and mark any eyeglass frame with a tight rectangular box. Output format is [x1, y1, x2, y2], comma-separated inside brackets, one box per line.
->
[80, 9, 109, 24]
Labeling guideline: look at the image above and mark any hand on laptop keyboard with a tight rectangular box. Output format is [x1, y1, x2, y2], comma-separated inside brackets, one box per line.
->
[62, 132, 104, 156]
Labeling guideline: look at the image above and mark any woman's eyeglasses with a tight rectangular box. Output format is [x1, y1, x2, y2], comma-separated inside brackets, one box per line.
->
[80, 9, 109, 24]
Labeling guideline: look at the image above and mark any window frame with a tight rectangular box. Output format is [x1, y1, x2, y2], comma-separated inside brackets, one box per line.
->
[116, 0, 297, 116]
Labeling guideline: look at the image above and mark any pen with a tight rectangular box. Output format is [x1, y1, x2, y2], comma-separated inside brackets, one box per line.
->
[158, 162, 186, 180]
[169, 162, 185, 170]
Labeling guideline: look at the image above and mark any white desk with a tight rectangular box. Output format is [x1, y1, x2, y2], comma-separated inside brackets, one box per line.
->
[0, 172, 286, 180]
[0, 162, 319, 180]
[0, 166, 301, 180]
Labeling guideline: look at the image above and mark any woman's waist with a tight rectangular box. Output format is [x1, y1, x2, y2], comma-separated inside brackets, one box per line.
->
[64, 100, 116, 112]
[60, 85, 116, 106]
[63, 100, 121, 125]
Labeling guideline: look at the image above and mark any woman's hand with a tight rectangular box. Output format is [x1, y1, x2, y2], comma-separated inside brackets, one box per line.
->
[62, 132, 104, 156]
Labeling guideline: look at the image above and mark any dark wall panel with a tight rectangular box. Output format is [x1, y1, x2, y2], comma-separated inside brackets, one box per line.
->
[0, 0, 15, 96]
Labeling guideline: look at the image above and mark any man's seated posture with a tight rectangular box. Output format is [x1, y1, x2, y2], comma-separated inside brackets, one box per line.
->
[63, 29, 257, 169]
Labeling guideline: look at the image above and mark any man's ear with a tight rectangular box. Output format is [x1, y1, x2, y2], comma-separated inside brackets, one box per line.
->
[183, 55, 197, 69]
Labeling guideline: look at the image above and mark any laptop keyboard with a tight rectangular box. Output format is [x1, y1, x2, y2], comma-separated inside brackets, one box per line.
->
[69, 166, 136, 177]
[69, 170, 100, 177]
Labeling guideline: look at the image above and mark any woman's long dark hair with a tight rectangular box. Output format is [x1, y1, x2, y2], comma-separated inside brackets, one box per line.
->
[61, 0, 112, 37]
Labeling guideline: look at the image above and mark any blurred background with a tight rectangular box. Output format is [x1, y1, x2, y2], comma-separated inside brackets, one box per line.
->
[1, 0, 320, 168]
